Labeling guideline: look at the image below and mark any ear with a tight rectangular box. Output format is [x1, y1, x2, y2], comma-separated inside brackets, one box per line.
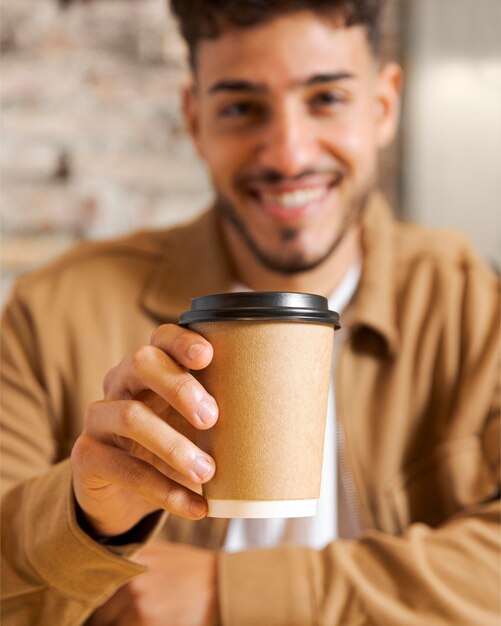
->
[182, 82, 206, 159]
[374, 62, 403, 149]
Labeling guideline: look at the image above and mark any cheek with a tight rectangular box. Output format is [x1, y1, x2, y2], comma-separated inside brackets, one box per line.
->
[201, 135, 257, 194]
[327, 94, 379, 171]
[330, 118, 377, 170]
[199, 128, 238, 173]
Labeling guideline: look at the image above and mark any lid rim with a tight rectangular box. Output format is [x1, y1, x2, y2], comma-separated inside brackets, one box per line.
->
[179, 292, 341, 329]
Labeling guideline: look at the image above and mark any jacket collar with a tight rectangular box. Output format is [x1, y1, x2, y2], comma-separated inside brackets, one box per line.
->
[347, 191, 399, 356]
[141, 210, 235, 322]
[141, 191, 399, 354]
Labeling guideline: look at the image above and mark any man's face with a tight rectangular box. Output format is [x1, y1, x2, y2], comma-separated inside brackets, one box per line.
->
[185, 11, 400, 274]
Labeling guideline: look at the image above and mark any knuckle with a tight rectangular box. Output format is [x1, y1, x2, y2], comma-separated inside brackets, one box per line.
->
[83, 401, 99, 426]
[119, 401, 143, 431]
[172, 332, 189, 355]
[171, 374, 195, 405]
[163, 434, 186, 462]
[149, 325, 163, 346]
[70, 434, 93, 468]
[102, 365, 118, 397]
[159, 482, 183, 512]
[150, 323, 175, 347]
[129, 345, 158, 371]
[121, 459, 146, 487]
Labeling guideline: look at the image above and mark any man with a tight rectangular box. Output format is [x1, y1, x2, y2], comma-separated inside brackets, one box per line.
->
[1, 1, 499, 625]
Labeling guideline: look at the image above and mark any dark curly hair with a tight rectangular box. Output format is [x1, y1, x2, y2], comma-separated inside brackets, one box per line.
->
[169, 0, 383, 69]
[170, 0, 384, 69]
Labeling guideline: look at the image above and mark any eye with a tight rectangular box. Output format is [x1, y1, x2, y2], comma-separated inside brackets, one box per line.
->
[309, 90, 346, 108]
[219, 101, 260, 119]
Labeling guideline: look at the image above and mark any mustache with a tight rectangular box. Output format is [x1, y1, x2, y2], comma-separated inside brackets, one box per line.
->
[235, 167, 346, 188]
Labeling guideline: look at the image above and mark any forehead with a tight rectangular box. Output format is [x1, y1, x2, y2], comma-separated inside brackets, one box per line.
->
[195, 11, 374, 90]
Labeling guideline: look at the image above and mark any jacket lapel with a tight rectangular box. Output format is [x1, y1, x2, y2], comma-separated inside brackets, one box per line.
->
[346, 192, 400, 356]
[141, 209, 235, 323]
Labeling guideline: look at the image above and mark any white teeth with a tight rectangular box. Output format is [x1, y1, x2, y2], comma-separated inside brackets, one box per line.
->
[262, 187, 326, 208]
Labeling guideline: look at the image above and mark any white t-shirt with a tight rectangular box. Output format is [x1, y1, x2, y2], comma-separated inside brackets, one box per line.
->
[224, 262, 361, 552]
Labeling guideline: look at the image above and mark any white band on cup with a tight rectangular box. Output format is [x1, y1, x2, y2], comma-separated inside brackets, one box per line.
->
[207, 498, 317, 518]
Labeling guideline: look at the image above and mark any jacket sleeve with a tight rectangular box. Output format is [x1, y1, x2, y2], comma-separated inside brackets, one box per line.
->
[217, 497, 499, 625]
[0, 286, 158, 626]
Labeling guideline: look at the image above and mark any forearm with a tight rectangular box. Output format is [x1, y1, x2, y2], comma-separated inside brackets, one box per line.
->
[218, 498, 500, 626]
[1, 460, 159, 626]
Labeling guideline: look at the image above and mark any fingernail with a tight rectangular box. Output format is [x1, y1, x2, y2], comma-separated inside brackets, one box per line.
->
[187, 343, 205, 360]
[194, 457, 214, 481]
[197, 399, 218, 425]
[189, 498, 207, 518]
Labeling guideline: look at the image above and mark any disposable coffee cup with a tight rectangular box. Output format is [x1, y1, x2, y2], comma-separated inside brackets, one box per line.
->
[179, 292, 340, 518]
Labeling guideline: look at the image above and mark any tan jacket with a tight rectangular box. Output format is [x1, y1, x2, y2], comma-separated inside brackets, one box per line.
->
[1, 193, 500, 625]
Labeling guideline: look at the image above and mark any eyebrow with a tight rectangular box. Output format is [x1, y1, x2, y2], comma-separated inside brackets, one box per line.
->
[208, 79, 267, 94]
[303, 72, 356, 86]
[208, 72, 356, 95]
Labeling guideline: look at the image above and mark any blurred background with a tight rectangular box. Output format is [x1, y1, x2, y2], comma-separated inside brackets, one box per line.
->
[1, 0, 500, 305]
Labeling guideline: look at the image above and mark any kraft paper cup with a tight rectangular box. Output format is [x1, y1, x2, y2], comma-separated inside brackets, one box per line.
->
[179, 292, 339, 518]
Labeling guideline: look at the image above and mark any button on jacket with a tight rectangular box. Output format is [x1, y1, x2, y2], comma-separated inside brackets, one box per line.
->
[1, 193, 500, 625]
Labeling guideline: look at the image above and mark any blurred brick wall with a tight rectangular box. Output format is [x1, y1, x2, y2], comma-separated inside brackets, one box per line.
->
[1, 0, 403, 305]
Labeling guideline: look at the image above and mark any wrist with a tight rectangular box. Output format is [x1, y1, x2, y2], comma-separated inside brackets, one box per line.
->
[74, 497, 162, 546]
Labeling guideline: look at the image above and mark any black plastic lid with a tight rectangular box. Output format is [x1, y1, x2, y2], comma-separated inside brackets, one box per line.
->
[179, 292, 340, 328]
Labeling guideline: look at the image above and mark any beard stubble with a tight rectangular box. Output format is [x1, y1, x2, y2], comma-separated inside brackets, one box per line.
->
[215, 185, 371, 275]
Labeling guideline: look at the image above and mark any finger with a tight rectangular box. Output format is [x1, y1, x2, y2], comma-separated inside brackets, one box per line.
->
[103, 346, 218, 429]
[86, 400, 215, 485]
[150, 323, 213, 370]
[116, 439, 203, 495]
[81, 439, 208, 520]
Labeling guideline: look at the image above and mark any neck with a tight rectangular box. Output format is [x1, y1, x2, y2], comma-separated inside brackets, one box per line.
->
[220, 221, 362, 298]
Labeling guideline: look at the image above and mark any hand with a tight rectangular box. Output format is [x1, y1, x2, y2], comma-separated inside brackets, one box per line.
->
[87, 541, 219, 626]
[71, 324, 218, 537]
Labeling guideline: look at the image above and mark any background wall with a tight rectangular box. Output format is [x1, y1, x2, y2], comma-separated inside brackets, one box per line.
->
[401, 0, 501, 270]
[1, 0, 207, 303]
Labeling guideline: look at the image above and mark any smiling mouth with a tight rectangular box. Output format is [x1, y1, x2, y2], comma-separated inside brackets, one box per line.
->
[247, 173, 343, 218]
[260, 186, 328, 208]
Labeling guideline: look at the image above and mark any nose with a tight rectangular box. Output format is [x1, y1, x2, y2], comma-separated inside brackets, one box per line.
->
[255, 103, 319, 178]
